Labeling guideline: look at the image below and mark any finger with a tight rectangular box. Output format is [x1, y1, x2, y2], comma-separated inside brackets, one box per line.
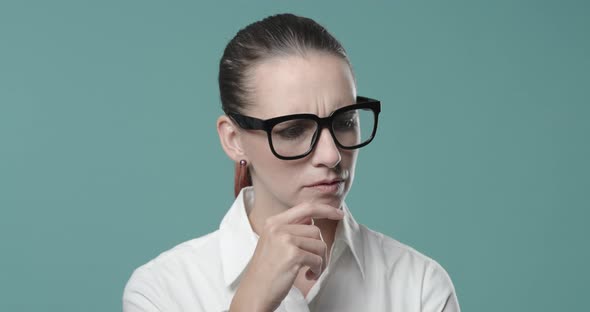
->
[282, 224, 322, 240]
[298, 250, 323, 278]
[292, 236, 327, 258]
[274, 203, 344, 225]
[306, 267, 318, 280]
[292, 216, 313, 225]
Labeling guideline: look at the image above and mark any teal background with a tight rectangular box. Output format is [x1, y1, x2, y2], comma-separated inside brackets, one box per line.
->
[1, 0, 588, 311]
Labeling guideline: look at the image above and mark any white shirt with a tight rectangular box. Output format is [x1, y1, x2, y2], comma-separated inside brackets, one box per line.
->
[123, 186, 460, 312]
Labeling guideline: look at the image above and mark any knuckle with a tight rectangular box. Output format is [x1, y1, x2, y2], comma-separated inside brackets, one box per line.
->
[279, 233, 294, 245]
[266, 223, 280, 235]
[313, 254, 323, 267]
[263, 217, 274, 229]
[312, 226, 321, 238]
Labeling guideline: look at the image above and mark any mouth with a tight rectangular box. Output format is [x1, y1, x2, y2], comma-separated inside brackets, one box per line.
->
[305, 179, 345, 194]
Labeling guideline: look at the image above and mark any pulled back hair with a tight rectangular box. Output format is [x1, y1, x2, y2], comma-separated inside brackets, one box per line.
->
[218, 13, 355, 197]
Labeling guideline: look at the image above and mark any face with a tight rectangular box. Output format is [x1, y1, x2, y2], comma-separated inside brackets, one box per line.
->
[223, 52, 358, 211]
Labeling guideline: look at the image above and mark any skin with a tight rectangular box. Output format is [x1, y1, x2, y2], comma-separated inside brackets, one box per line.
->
[217, 51, 358, 311]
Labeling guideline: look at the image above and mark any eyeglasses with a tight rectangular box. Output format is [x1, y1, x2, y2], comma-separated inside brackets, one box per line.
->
[227, 96, 381, 160]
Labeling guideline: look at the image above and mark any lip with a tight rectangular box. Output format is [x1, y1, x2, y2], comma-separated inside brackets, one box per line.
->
[306, 178, 344, 187]
[304, 178, 345, 194]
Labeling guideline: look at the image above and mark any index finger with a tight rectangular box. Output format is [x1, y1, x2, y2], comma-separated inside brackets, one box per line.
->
[274, 202, 344, 225]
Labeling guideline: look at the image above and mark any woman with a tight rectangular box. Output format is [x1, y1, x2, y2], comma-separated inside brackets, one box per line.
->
[123, 13, 460, 312]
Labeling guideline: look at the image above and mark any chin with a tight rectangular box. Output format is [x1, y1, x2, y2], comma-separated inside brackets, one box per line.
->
[323, 197, 345, 209]
[303, 191, 346, 209]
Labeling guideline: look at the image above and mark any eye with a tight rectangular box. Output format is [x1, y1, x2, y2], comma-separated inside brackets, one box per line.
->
[277, 125, 305, 139]
[333, 112, 358, 131]
[272, 119, 316, 141]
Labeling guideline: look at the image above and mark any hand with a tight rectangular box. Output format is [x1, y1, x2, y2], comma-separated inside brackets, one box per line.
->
[229, 202, 344, 312]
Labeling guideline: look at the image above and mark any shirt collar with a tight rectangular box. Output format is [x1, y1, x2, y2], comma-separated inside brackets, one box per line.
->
[218, 186, 365, 288]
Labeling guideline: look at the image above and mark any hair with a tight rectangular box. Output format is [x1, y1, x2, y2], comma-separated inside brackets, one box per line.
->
[218, 13, 355, 197]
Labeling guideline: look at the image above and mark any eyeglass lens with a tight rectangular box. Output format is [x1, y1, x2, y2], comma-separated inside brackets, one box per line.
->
[269, 107, 375, 158]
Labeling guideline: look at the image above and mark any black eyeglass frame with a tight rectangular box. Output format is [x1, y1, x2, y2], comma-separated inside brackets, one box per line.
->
[227, 96, 381, 160]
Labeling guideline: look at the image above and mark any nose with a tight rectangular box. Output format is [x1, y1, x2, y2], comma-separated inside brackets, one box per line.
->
[310, 128, 341, 168]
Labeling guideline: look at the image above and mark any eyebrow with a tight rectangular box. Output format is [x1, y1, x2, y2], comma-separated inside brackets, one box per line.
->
[272, 99, 352, 117]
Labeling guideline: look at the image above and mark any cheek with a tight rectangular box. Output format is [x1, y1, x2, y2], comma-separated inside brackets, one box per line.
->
[258, 152, 303, 183]
[245, 136, 297, 181]
[242, 134, 270, 159]
[341, 149, 358, 183]
[342, 149, 358, 168]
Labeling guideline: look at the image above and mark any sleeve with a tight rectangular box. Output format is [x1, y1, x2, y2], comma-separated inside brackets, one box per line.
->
[420, 259, 461, 312]
[122, 266, 166, 312]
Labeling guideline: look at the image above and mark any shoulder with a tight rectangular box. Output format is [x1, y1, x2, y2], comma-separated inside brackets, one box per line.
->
[358, 224, 436, 270]
[123, 230, 223, 311]
[135, 230, 221, 272]
[358, 225, 461, 311]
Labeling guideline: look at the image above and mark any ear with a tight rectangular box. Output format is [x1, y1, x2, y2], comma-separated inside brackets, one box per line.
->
[217, 115, 246, 162]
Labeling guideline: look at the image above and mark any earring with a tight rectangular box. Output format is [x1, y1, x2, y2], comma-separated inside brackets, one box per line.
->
[235, 159, 250, 197]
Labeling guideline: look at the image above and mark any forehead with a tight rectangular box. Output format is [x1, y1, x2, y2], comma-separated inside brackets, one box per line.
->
[246, 52, 357, 119]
